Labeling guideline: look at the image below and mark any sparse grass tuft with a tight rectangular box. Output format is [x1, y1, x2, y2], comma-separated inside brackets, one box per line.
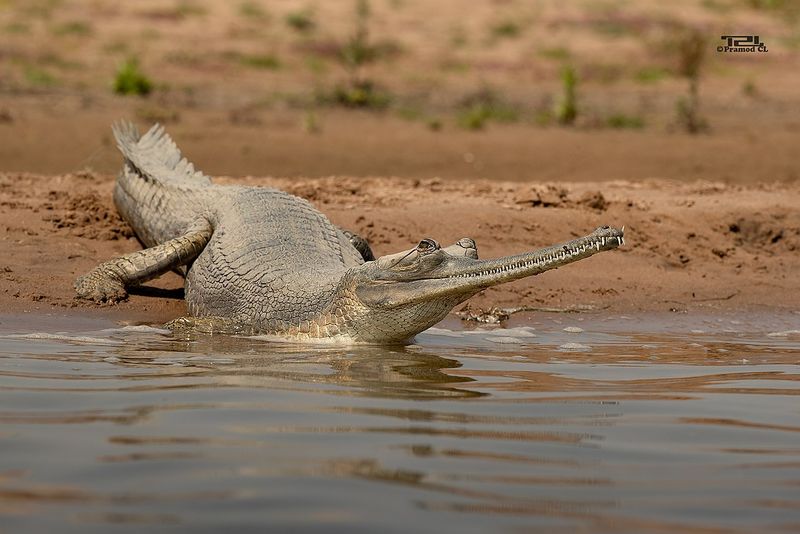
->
[747, 0, 800, 18]
[239, 54, 281, 69]
[449, 25, 468, 47]
[337, 1, 404, 64]
[239, 1, 269, 20]
[396, 106, 443, 131]
[606, 113, 645, 129]
[673, 28, 708, 133]
[426, 117, 443, 131]
[456, 88, 519, 130]
[135, 105, 180, 124]
[5, 21, 31, 34]
[302, 110, 321, 134]
[24, 65, 58, 87]
[534, 109, 553, 126]
[396, 106, 423, 121]
[676, 97, 708, 132]
[52, 20, 92, 36]
[634, 66, 669, 83]
[322, 0, 398, 111]
[538, 47, 571, 61]
[103, 40, 129, 55]
[490, 20, 522, 39]
[330, 80, 391, 109]
[176, 1, 207, 17]
[305, 55, 327, 74]
[113, 58, 153, 96]
[39, 52, 82, 70]
[555, 65, 578, 125]
[286, 9, 315, 33]
[746, 0, 792, 10]
[742, 79, 758, 97]
[20, 0, 62, 19]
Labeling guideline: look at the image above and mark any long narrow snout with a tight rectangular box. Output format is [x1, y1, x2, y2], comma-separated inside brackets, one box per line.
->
[362, 226, 625, 308]
[441, 225, 624, 286]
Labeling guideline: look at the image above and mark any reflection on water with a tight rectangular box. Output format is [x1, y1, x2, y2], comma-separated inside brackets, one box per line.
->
[0, 312, 798, 533]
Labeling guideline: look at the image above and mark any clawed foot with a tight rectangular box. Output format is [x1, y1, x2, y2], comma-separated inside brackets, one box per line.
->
[74, 273, 128, 303]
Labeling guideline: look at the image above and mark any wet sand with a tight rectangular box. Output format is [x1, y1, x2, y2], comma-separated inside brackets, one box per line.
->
[1, 171, 797, 324]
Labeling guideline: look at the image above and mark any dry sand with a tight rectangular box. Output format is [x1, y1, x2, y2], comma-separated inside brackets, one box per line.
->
[1, 171, 797, 325]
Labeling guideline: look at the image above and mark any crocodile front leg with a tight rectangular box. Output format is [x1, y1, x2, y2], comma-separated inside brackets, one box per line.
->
[75, 219, 213, 303]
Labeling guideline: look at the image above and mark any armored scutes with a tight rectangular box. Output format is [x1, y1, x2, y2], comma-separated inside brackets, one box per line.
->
[75, 123, 624, 343]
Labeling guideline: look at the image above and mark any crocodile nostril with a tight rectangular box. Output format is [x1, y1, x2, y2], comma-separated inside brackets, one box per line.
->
[458, 238, 476, 249]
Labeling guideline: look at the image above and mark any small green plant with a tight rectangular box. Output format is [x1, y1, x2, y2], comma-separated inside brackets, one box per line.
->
[457, 106, 489, 130]
[52, 20, 92, 36]
[305, 56, 327, 75]
[606, 113, 645, 129]
[5, 21, 31, 34]
[135, 105, 180, 124]
[176, 2, 207, 17]
[456, 88, 519, 130]
[24, 65, 58, 87]
[742, 79, 758, 97]
[331, 79, 391, 109]
[538, 47, 572, 61]
[21, 0, 62, 19]
[325, 0, 395, 111]
[285, 9, 315, 33]
[490, 20, 522, 39]
[426, 117, 442, 131]
[341, 0, 373, 69]
[634, 66, 669, 83]
[396, 106, 423, 121]
[39, 52, 82, 70]
[239, 1, 269, 20]
[239, 54, 280, 69]
[555, 65, 578, 125]
[674, 28, 708, 133]
[302, 110, 321, 134]
[748, 0, 800, 19]
[113, 58, 153, 96]
[449, 25, 468, 47]
[103, 40, 129, 55]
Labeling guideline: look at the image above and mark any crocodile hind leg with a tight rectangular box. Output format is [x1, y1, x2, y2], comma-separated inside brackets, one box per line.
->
[75, 219, 213, 303]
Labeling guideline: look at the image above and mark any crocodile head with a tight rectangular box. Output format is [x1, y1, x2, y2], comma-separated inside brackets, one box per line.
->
[344, 226, 625, 342]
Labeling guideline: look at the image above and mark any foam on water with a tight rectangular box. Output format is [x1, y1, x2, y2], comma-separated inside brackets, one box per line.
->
[0, 332, 122, 345]
[767, 329, 800, 337]
[101, 325, 172, 335]
[558, 342, 592, 351]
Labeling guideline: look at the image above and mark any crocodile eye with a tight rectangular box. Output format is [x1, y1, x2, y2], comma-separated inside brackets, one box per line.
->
[417, 238, 438, 252]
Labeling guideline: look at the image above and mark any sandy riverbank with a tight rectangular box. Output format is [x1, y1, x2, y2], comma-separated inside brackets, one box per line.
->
[1, 171, 797, 325]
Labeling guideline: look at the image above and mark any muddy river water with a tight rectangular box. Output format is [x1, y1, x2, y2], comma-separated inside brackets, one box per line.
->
[0, 311, 798, 533]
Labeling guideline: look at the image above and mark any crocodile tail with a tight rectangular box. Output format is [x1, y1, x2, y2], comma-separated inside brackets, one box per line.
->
[112, 121, 213, 188]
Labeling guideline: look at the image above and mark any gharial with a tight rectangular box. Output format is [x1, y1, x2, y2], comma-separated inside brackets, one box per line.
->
[75, 122, 625, 343]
